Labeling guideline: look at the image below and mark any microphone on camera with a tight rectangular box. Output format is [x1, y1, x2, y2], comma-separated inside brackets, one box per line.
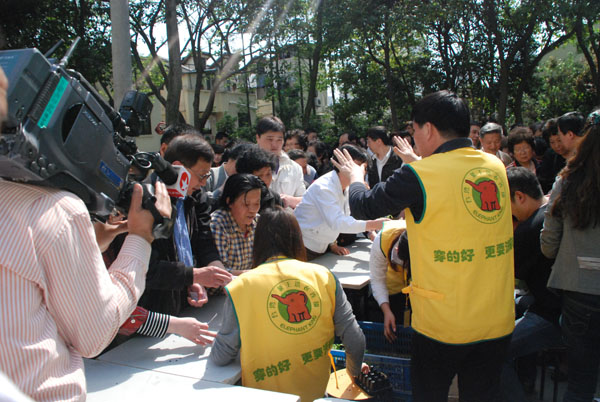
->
[151, 155, 189, 198]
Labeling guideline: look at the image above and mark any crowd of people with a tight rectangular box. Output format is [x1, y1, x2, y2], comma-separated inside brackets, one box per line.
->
[1, 58, 600, 402]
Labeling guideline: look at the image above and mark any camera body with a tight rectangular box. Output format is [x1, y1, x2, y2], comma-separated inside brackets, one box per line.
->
[1, 47, 133, 220]
[0, 45, 173, 224]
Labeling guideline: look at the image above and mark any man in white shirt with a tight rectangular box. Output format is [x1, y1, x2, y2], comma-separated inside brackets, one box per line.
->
[294, 144, 387, 259]
[255, 116, 305, 208]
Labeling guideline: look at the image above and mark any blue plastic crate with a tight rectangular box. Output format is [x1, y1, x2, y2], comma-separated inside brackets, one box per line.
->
[358, 321, 412, 356]
[330, 349, 412, 401]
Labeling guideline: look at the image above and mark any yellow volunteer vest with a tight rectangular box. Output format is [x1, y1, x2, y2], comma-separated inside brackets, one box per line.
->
[404, 147, 515, 344]
[379, 220, 408, 295]
[226, 258, 337, 401]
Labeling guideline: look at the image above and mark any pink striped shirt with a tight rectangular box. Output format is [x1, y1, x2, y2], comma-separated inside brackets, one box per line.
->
[0, 180, 151, 401]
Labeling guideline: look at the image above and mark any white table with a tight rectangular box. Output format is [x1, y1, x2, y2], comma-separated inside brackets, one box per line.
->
[96, 294, 241, 384]
[84, 359, 300, 401]
[312, 238, 373, 319]
[313, 238, 372, 290]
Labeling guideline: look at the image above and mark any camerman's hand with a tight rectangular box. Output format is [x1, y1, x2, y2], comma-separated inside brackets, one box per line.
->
[153, 181, 171, 218]
[0, 67, 8, 123]
[127, 182, 170, 244]
[93, 219, 128, 252]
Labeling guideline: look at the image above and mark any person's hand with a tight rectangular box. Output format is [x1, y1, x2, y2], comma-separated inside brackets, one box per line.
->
[330, 243, 349, 256]
[366, 217, 389, 231]
[331, 148, 365, 184]
[167, 316, 217, 345]
[367, 230, 377, 241]
[187, 283, 209, 307]
[280, 194, 302, 209]
[350, 363, 371, 385]
[393, 136, 421, 163]
[93, 218, 128, 252]
[382, 305, 398, 343]
[193, 266, 233, 288]
[126, 182, 171, 244]
[152, 181, 172, 218]
[0, 67, 7, 123]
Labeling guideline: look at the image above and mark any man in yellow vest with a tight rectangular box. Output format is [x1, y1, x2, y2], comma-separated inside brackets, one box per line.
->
[333, 90, 515, 402]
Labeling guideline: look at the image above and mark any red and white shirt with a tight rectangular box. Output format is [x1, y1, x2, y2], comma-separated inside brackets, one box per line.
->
[0, 180, 151, 401]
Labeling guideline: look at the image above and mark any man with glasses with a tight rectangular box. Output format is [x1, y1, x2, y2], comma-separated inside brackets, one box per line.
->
[139, 134, 233, 317]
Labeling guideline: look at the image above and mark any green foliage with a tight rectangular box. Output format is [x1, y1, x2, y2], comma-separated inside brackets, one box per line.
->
[523, 55, 596, 121]
[0, 0, 113, 97]
[216, 113, 237, 134]
[232, 125, 256, 142]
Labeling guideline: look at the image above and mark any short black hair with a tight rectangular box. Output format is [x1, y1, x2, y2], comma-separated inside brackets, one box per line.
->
[163, 134, 214, 166]
[366, 126, 392, 145]
[339, 132, 358, 145]
[160, 123, 199, 145]
[541, 118, 558, 144]
[257, 115, 285, 136]
[287, 149, 307, 161]
[285, 129, 307, 150]
[218, 173, 264, 210]
[308, 140, 330, 159]
[222, 142, 253, 163]
[507, 127, 535, 154]
[236, 145, 277, 174]
[333, 144, 368, 173]
[211, 143, 224, 155]
[411, 90, 470, 138]
[558, 111, 585, 137]
[506, 167, 543, 200]
[480, 122, 504, 139]
[215, 131, 229, 140]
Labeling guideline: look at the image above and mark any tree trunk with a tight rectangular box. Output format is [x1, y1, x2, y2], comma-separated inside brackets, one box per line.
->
[165, 0, 183, 125]
[302, 0, 324, 127]
[297, 46, 305, 115]
[383, 16, 399, 132]
[497, 63, 509, 127]
[198, 77, 225, 129]
[110, 0, 132, 108]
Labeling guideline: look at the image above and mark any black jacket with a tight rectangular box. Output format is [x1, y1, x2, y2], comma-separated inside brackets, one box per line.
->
[367, 150, 403, 189]
[514, 205, 561, 325]
[138, 190, 221, 316]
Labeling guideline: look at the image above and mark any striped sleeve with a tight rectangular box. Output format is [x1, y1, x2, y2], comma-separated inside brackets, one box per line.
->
[137, 311, 170, 338]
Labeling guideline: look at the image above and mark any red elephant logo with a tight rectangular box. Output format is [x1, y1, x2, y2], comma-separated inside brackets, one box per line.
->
[465, 179, 501, 211]
[271, 291, 312, 323]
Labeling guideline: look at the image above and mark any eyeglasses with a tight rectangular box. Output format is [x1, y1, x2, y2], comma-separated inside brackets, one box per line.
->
[189, 169, 211, 181]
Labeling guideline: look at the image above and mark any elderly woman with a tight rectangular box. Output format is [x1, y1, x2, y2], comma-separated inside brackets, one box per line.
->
[507, 128, 538, 173]
[210, 173, 262, 275]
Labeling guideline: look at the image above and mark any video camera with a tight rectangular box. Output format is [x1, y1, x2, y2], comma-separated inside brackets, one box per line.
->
[0, 38, 182, 238]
